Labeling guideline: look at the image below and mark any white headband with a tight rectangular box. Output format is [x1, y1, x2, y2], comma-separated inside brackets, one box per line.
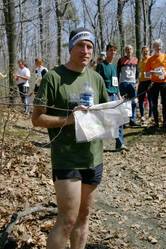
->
[69, 31, 95, 50]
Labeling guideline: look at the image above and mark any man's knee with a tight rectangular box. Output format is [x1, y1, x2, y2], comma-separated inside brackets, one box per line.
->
[77, 206, 91, 224]
[60, 215, 78, 234]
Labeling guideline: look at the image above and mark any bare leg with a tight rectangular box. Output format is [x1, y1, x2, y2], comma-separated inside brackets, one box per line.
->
[47, 179, 82, 249]
[70, 183, 97, 249]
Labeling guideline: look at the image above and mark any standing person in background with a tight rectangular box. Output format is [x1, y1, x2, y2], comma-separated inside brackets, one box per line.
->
[145, 39, 166, 129]
[34, 58, 48, 95]
[117, 45, 139, 126]
[96, 51, 106, 64]
[15, 59, 31, 114]
[32, 27, 108, 249]
[137, 46, 153, 125]
[96, 43, 128, 151]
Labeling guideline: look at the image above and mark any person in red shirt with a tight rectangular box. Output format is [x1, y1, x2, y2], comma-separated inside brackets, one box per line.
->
[117, 45, 139, 126]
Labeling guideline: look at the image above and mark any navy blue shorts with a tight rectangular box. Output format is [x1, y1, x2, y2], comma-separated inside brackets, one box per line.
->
[52, 164, 103, 185]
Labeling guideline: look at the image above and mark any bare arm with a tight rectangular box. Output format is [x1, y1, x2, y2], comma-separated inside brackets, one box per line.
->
[31, 106, 74, 128]
[16, 74, 30, 81]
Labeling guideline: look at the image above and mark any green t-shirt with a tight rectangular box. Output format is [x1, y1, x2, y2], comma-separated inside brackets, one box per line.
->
[96, 60, 119, 94]
[34, 65, 108, 170]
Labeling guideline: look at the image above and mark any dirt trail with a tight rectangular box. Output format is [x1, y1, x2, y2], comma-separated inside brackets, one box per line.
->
[0, 115, 166, 249]
[91, 129, 166, 249]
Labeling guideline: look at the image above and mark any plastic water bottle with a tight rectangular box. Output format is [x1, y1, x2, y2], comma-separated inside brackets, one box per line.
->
[80, 82, 94, 106]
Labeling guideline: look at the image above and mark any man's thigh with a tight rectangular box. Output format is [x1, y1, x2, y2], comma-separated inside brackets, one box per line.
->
[79, 183, 97, 216]
[54, 179, 82, 218]
[18, 84, 24, 97]
[53, 165, 103, 215]
[151, 84, 160, 103]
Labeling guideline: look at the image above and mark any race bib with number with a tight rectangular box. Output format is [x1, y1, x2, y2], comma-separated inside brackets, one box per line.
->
[112, 76, 118, 86]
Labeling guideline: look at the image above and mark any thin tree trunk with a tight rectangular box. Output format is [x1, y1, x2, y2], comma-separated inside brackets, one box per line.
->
[147, 0, 157, 51]
[117, 0, 125, 56]
[19, 0, 23, 58]
[148, 1, 153, 51]
[142, 0, 148, 45]
[44, 2, 51, 68]
[54, 0, 69, 65]
[2, 0, 17, 103]
[55, 2, 62, 65]
[97, 0, 104, 51]
[135, 0, 142, 60]
[38, 0, 44, 56]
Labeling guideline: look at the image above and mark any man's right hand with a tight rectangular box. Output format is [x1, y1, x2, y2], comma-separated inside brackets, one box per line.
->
[73, 105, 89, 112]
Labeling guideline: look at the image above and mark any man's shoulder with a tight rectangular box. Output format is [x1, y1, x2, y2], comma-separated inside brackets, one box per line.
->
[146, 55, 153, 62]
[120, 56, 138, 64]
[96, 61, 107, 72]
[24, 66, 30, 72]
[45, 65, 63, 78]
[148, 53, 166, 63]
[87, 67, 103, 78]
[86, 68, 105, 86]
[117, 56, 126, 65]
[132, 56, 138, 63]
[159, 53, 166, 60]
[146, 54, 159, 64]
[24, 67, 30, 75]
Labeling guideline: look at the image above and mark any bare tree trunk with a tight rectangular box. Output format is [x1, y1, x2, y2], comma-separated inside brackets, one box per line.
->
[81, 0, 98, 53]
[117, 0, 130, 55]
[97, 0, 104, 51]
[135, 0, 142, 60]
[147, 0, 156, 51]
[82, 2, 87, 27]
[55, 0, 62, 65]
[19, 0, 23, 58]
[117, 0, 125, 56]
[44, 2, 51, 68]
[38, 0, 44, 56]
[2, 0, 17, 104]
[148, 0, 153, 51]
[158, 20, 163, 38]
[54, 0, 69, 65]
[142, 0, 148, 45]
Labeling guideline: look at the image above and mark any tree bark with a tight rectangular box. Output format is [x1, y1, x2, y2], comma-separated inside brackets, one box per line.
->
[142, 0, 148, 45]
[2, 0, 17, 103]
[135, 0, 142, 60]
[97, 0, 104, 51]
[148, 0, 155, 51]
[38, 0, 44, 56]
[117, 0, 125, 56]
[54, 0, 69, 65]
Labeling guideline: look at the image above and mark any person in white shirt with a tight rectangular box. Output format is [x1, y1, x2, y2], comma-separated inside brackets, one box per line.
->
[34, 58, 48, 94]
[15, 59, 31, 113]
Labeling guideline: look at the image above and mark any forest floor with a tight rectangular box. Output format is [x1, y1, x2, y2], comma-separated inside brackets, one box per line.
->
[0, 108, 166, 249]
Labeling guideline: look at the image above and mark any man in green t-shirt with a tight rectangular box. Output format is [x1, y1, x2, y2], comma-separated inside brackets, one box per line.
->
[32, 27, 108, 249]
